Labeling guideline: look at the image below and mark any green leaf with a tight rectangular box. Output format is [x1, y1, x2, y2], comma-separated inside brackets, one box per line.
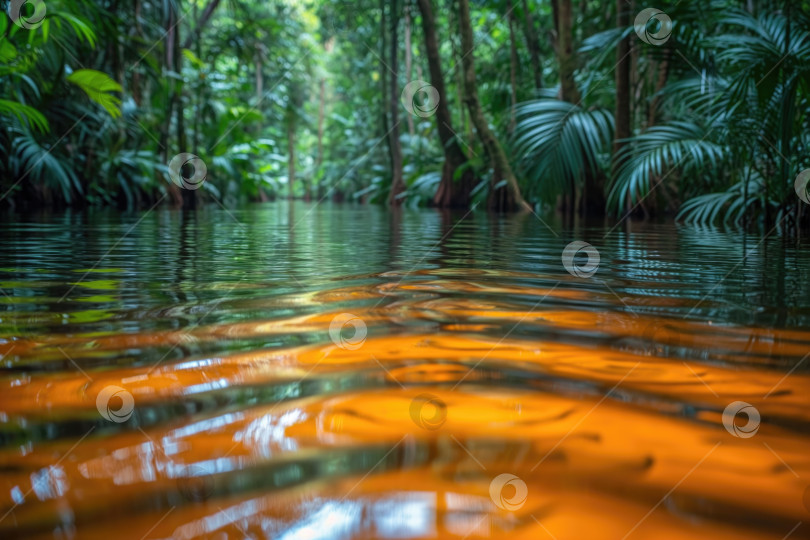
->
[53, 12, 96, 46]
[66, 69, 122, 118]
[0, 40, 17, 63]
[182, 48, 205, 69]
[0, 99, 49, 132]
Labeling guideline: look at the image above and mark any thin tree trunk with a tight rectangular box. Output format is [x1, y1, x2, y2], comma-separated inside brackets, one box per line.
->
[507, 0, 518, 134]
[182, 0, 223, 49]
[554, 0, 580, 103]
[613, 0, 631, 172]
[313, 78, 325, 201]
[645, 47, 670, 214]
[404, 4, 415, 137]
[174, 11, 194, 209]
[778, 0, 794, 226]
[132, 0, 142, 106]
[554, 0, 586, 213]
[457, 0, 529, 212]
[387, 0, 405, 206]
[287, 118, 295, 200]
[647, 49, 669, 126]
[162, 7, 183, 207]
[379, 0, 393, 201]
[520, 0, 543, 90]
[193, 1, 202, 155]
[416, 0, 476, 208]
[255, 55, 263, 101]
[316, 78, 326, 169]
[448, 6, 468, 140]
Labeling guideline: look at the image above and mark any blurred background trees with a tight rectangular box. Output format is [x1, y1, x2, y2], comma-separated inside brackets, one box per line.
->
[1, 0, 808, 231]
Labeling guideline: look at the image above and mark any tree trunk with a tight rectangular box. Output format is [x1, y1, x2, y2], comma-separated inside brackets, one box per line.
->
[287, 117, 296, 200]
[613, 0, 631, 173]
[554, 0, 580, 103]
[131, 0, 143, 106]
[316, 78, 326, 169]
[174, 12, 195, 209]
[182, 0, 223, 49]
[193, 0, 203, 155]
[457, 0, 529, 212]
[507, 0, 518, 133]
[646, 49, 670, 214]
[314, 78, 325, 201]
[416, 0, 476, 208]
[648, 50, 670, 126]
[255, 55, 263, 101]
[387, 0, 406, 206]
[520, 0, 543, 90]
[404, 4, 415, 137]
[161, 7, 183, 207]
[378, 0, 389, 143]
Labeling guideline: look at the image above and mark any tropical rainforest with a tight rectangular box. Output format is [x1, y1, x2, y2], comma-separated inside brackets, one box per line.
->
[1, 0, 809, 230]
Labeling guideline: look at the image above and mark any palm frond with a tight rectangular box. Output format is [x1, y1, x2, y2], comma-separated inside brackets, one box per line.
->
[678, 168, 771, 226]
[609, 120, 728, 213]
[0, 99, 49, 132]
[512, 98, 613, 204]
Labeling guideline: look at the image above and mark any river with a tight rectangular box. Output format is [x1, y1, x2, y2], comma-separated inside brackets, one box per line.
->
[1, 202, 809, 539]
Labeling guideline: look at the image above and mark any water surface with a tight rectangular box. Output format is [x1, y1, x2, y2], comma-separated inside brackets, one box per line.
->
[1, 202, 809, 539]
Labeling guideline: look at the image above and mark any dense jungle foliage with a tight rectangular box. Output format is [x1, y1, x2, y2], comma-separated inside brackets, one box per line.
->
[1, 0, 809, 231]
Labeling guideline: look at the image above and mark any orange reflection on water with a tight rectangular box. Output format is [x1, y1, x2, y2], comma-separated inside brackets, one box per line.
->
[1, 278, 809, 539]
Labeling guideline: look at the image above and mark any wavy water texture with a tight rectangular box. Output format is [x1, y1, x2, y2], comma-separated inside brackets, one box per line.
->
[0, 203, 809, 539]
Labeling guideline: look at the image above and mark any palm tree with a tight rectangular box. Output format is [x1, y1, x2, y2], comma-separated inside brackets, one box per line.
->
[613, 8, 810, 228]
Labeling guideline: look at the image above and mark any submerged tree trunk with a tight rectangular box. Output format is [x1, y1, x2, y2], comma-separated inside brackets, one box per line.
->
[457, 0, 529, 212]
[416, 0, 476, 208]
[387, 0, 405, 206]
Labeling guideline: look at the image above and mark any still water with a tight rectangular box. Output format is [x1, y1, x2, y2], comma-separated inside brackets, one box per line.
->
[1, 202, 809, 539]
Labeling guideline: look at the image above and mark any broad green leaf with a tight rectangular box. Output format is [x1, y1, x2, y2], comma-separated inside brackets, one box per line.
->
[67, 69, 123, 118]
